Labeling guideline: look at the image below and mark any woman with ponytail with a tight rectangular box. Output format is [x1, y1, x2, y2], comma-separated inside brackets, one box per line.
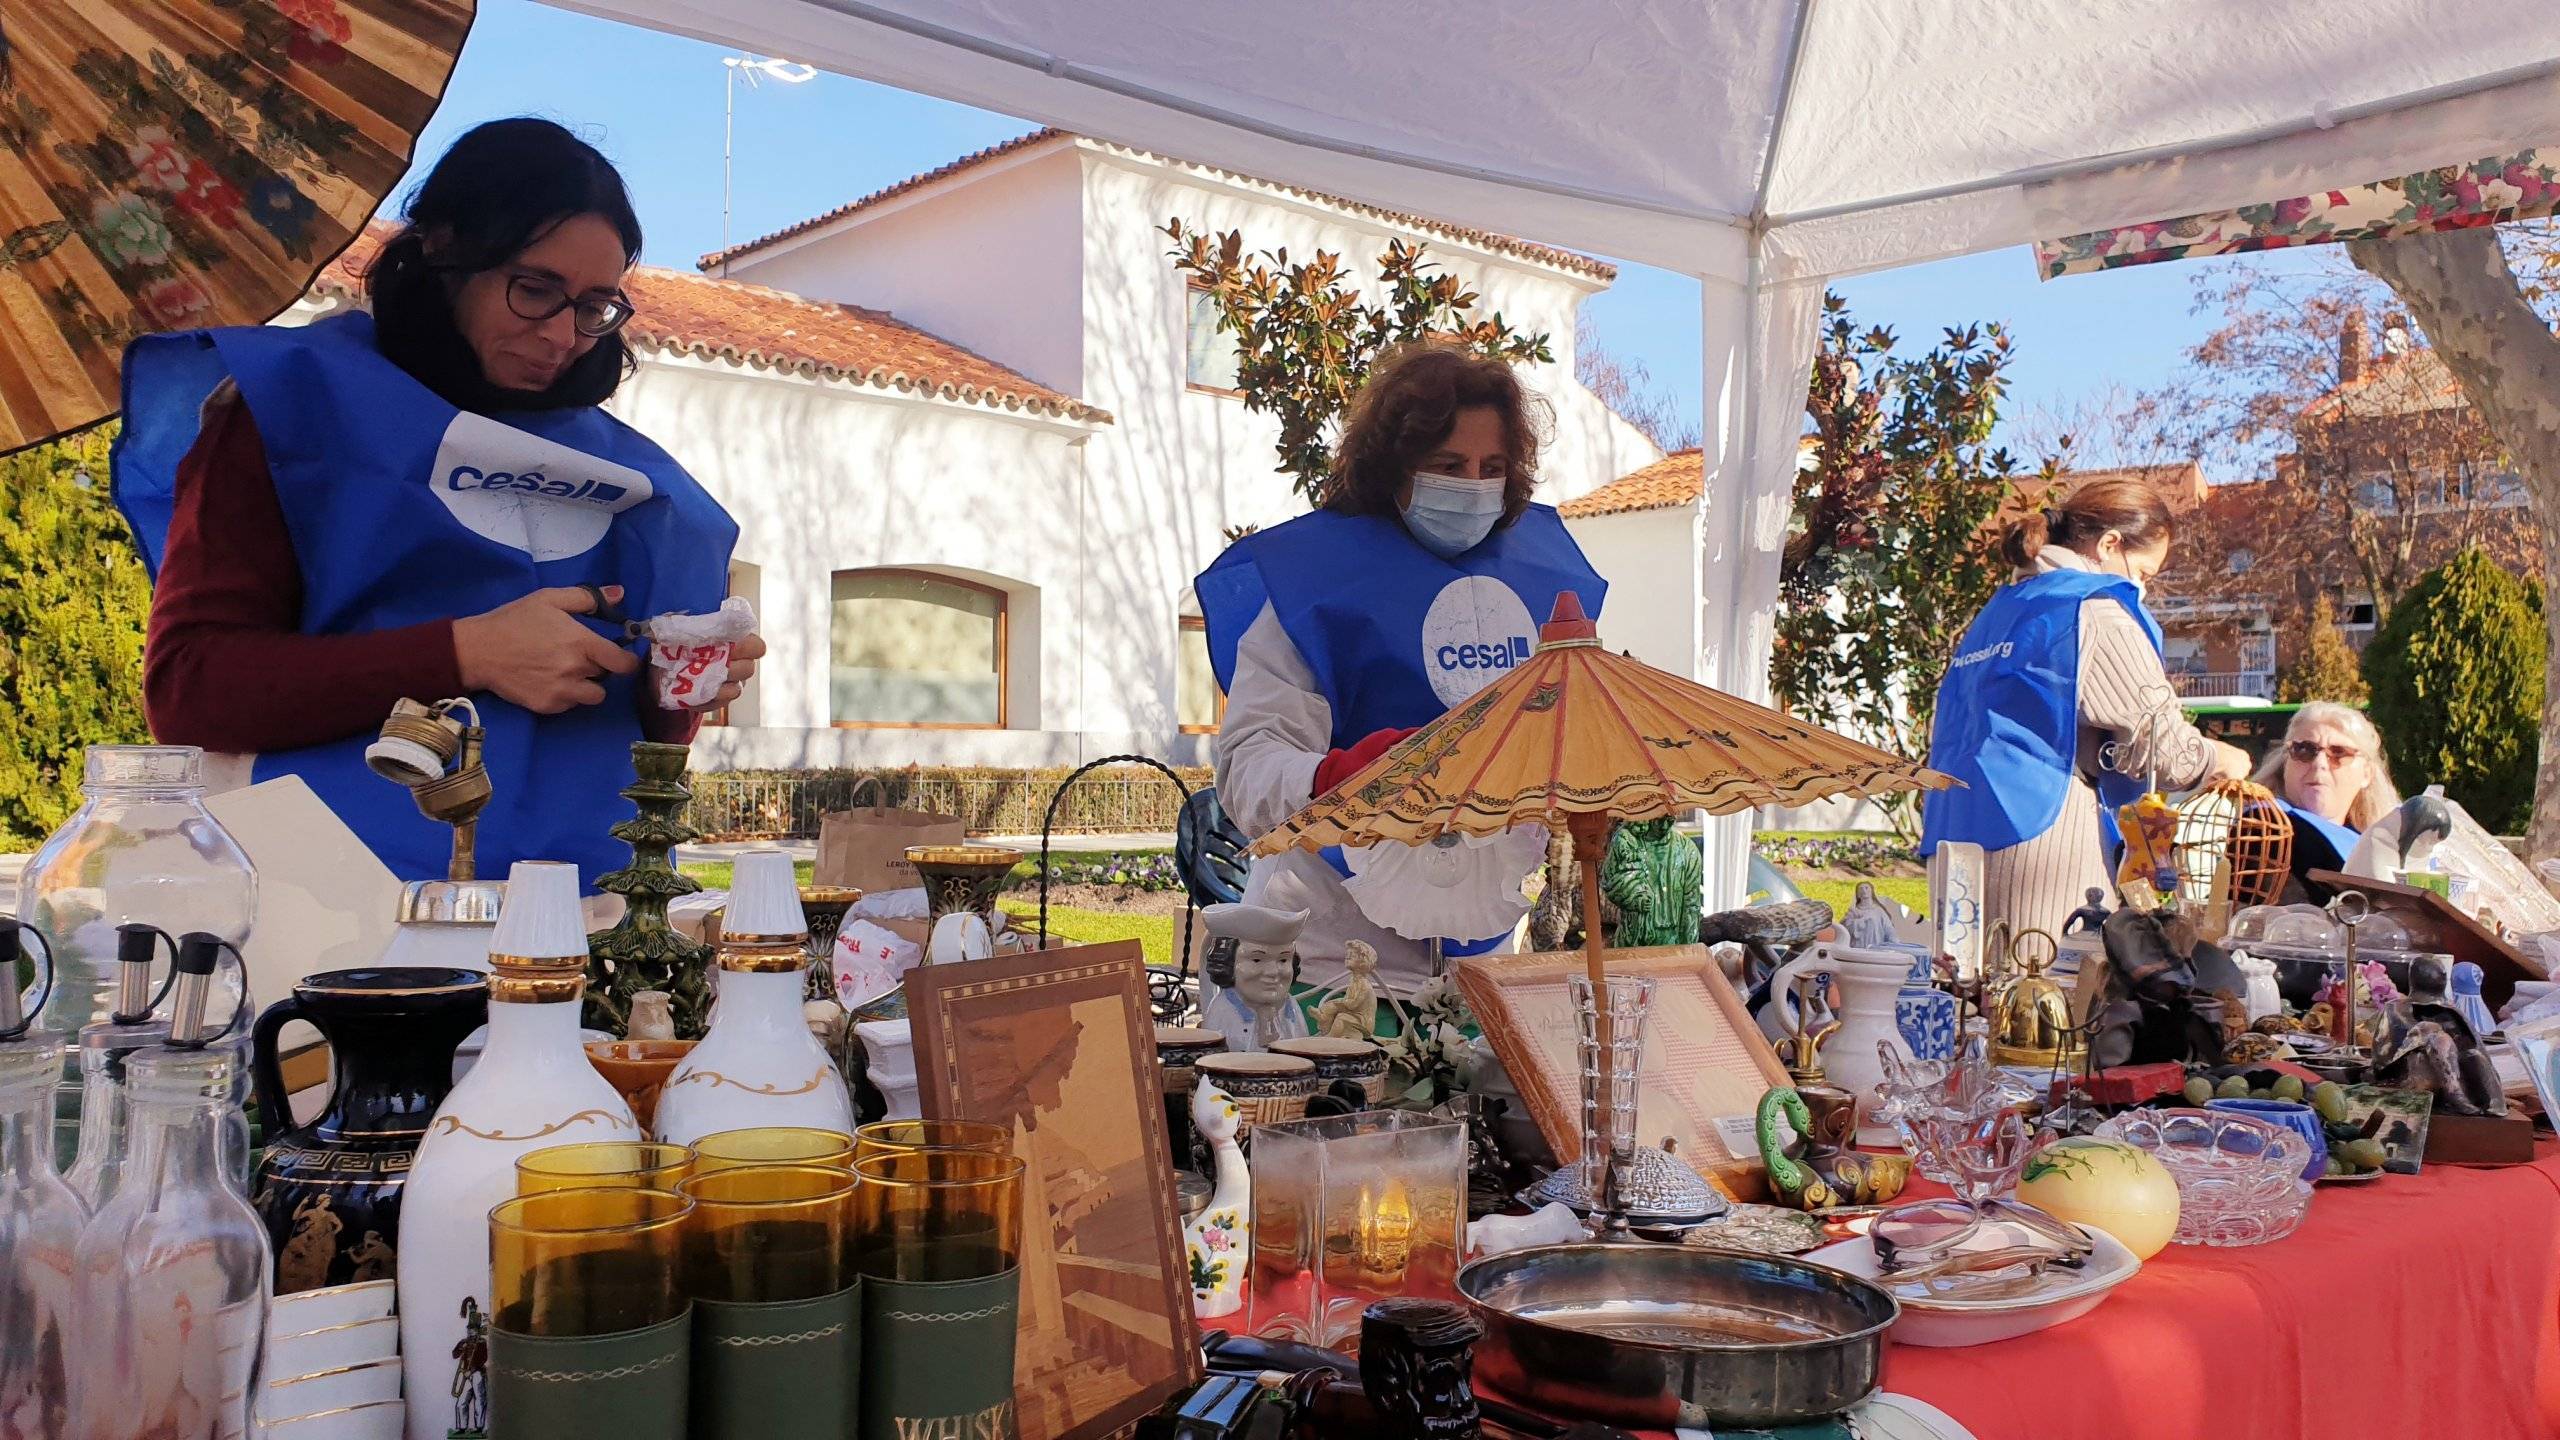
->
[1920, 478, 2249, 937]
[113, 119, 758, 888]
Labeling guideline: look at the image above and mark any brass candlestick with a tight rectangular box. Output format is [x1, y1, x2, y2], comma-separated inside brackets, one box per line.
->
[585, 745, 715, 1039]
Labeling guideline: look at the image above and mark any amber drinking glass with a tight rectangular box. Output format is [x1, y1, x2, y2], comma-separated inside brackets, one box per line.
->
[678, 1164, 855, 1303]
[689, 1126, 855, 1175]
[852, 1118, 1011, 1165]
[517, 1142, 693, 1195]
[488, 1187, 690, 1337]
[851, 1149, 1025, 1283]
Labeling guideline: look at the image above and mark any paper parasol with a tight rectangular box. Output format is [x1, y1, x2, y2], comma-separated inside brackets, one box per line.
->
[1251, 591, 1951, 1205]
[0, 0, 474, 454]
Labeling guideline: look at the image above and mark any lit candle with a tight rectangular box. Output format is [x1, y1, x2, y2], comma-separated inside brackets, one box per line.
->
[1351, 1181, 1415, 1285]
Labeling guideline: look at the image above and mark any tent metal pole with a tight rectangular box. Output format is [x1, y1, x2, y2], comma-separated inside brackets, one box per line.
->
[1766, 53, 2560, 228]
[1749, 0, 1819, 229]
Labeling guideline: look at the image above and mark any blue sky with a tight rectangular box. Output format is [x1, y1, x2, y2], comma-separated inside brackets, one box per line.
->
[412, 0, 2335, 475]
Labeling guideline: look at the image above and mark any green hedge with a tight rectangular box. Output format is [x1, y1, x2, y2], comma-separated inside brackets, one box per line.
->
[685, 764, 1214, 839]
[2362, 548, 2544, 835]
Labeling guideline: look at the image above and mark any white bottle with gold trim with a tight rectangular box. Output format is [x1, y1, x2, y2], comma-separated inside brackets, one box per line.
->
[653, 850, 854, 1147]
[396, 862, 639, 1440]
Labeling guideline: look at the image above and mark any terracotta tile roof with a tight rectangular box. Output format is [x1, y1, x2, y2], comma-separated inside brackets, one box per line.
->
[699, 127, 1617, 282]
[317, 224, 1109, 424]
[1559, 448, 1703, 518]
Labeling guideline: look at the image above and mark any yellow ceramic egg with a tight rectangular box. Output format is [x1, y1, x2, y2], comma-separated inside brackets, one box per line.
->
[2014, 1136, 2181, 1260]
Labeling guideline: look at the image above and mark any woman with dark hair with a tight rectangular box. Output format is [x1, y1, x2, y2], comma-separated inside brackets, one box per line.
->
[1195, 342, 1608, 992]
[112, 118, 758, 887]
[1921, 477, 2249, 938]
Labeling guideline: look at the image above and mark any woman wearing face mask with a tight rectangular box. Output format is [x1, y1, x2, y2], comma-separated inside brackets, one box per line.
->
[112, 119, 757, 888]
[2253, 701, 2400, 892]
[1196, 343, 1607, 993]
[1920, 478, 2250, 939]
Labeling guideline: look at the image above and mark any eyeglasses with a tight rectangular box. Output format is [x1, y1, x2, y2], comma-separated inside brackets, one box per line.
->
[2287, 741, 2363, 767]
[505, 273, 634, 337]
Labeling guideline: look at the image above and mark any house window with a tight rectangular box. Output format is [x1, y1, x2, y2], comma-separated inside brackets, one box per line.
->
[1185, 284, 1242, 393]
[2351, 476, 2398, 514]
[2162, 636, 2206, 675]
[829, 569, 1006, 728]
[2227, 548, 2254, 574]
[1178, 615, 1224, 734]
[2463, 463, 2529, 509]
[2338, 591, 2378, 631]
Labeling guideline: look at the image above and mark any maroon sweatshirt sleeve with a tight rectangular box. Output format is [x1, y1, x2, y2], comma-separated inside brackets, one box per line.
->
[145, 393, 711, 753]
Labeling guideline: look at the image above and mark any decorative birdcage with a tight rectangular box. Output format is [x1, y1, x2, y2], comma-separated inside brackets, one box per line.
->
[2173, 780, 2295, 935]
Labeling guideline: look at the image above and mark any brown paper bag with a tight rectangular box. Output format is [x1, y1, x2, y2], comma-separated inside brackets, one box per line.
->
[815, 803, 965, 893]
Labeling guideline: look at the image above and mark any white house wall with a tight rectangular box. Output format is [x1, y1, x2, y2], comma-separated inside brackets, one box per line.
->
[1562, 507, 1698, 679]
[717, 141, 1091, 396]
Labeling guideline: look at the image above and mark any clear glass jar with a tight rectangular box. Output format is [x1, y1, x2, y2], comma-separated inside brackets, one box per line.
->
[0, 1032, 85, 1431]
[69, 1046, 269, 1440]
[23, 747, 256, 1166]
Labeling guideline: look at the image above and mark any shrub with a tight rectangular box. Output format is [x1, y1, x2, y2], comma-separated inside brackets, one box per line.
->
[2277, 596, 2370, 705]
[2360, 547, 2543, 833]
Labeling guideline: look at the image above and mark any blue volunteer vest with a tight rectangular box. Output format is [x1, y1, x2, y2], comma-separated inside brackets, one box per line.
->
[1196, 506, 1605, 952]
[2281, 801, 2363, 872]
[1919, 569, 2162, 857]
[113, 311, 738, 888]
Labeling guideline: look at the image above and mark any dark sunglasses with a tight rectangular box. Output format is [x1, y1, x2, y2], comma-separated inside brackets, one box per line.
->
[2287, 741, 2362, 766]
[504, 273, 634, 337]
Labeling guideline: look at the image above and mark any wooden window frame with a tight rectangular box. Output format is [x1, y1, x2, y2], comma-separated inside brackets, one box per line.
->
[828, 566, 1010, 731]
[1183, 282, 1246, 399]
[1176, 614, 1226, 735]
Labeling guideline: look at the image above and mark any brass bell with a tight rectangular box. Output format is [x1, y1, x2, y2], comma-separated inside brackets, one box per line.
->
[1988, 932, 2082, 1070]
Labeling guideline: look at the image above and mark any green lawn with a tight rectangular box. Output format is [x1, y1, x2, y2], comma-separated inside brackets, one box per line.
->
[676, 859, 812, 891]
[1793, 875, 1928, 918]
[999, 898, 1176, 967]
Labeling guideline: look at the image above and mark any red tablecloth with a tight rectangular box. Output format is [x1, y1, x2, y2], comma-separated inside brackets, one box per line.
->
[1880, 1141, 2560, 1440]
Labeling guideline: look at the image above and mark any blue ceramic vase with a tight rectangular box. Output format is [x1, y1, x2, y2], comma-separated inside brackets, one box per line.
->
[2206, 1096, 2329, 1180]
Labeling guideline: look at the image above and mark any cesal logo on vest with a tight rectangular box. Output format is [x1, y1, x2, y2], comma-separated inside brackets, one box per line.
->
[427, 411, 653, 562]
[1419, 575, 1536, 706]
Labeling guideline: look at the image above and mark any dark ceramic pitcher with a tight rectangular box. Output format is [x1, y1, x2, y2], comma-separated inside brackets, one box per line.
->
[250, 967, 487, 1294]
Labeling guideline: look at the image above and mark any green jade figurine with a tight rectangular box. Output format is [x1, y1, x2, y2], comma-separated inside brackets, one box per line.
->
[1600, 816, 1704, 949]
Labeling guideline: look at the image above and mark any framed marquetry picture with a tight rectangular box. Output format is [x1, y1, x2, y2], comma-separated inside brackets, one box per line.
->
[906, 941, 1202, 1440]
[1456, 944, 1787, 1190]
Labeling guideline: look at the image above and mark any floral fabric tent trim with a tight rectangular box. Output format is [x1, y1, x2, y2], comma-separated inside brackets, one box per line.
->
[2035, 147, 2560, 280]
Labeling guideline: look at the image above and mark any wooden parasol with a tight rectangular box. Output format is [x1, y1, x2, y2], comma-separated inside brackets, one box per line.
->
[0, 0, 474, 454]
[1252, 592, 1951, 1201]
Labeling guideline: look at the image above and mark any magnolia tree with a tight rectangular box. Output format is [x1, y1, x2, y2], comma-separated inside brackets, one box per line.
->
[1772, 292, 2038, 840]
[1165, 222, 1552, 505]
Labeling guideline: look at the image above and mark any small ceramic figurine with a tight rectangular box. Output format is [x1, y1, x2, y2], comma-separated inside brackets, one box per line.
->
[1840, 881, 1902, 950]
[1199, 902, 1313, 1054]
[1600, 817, 1704, 950]
[2235, 951, 2284, 1024]
[1312, 940, 1384, 1042]
[2063, 888, 2112, 938]
[1754, 1086, 1910, 1212]
[1182, 1081, 1250, 1319]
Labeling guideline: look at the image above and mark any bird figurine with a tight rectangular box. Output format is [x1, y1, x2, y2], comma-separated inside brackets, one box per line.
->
[2392, 789, 2455, 872]
[1182, 1081, 1251, 1319]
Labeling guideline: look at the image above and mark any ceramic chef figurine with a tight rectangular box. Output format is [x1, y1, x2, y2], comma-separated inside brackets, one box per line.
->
[1199, 902, 1312, 1054]
[654, 849, 857, 1146]
[399, 862, 642, 1440]
[1182, 1081, 1250, 1319]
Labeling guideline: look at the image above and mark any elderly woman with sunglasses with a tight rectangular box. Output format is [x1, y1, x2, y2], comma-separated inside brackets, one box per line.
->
[2253, 701, 2401, 888]
[114, 120, 759, 888]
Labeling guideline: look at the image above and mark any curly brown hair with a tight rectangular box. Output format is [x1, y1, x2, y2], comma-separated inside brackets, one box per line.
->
[1322, 342, 1549, 525]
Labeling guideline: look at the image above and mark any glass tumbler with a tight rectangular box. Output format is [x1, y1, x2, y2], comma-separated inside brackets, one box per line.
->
[518, 1142, 694, 1195]
[853, 1118, 1012, 1165]
[690, 1126, 855, 1175]
[488, 1187, 690, 1338]
[850, 1149, 1025, 1283]
[678, 1164, 855, 1302]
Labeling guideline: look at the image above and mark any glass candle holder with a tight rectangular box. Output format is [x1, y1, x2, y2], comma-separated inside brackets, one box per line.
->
[518, 1142, 694, 1195]
[678, 1164, 855, 1303]
[850, 1149, 1024, 1283]
[853, 1118, 1012, 1165]
[690, 1126, 855, 1175]
[1569, 975, 1656, 1217]
[489, 1187, 689, 1338]
[1246, 1110, 1466, 1352]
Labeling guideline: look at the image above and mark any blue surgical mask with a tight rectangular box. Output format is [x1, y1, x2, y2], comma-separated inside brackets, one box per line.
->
[1402, 473, 1503, 558]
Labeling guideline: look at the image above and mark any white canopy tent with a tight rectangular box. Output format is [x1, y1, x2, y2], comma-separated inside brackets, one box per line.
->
[551, 0, 2560, 904]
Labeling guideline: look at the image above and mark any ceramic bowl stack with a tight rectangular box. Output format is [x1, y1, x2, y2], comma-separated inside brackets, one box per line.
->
[1805, 1209, 2141, 1348]
[258, 1280, 404, 1438]
[2095, 1107, 2314, 1247]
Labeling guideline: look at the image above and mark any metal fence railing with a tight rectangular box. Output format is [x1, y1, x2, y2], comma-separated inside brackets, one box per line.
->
[683, 766, 1214, 840]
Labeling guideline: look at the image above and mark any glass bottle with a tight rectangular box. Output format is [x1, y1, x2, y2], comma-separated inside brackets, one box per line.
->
[65, 928, 255, 1209]
[652, 849, 854, 1146]
[0, 1030, 85, 1434]
[68, 1046, 270, 1440]
[23, 746, 256, 1166]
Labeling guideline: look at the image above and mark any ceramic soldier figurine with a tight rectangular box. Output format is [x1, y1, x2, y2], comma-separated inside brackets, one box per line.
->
[1200, 902, 1313, 1054]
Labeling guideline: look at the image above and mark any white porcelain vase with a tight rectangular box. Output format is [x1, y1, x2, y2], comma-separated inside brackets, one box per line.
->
[653, 850, 855, 1147]
[1769, 941, 1920, 1147]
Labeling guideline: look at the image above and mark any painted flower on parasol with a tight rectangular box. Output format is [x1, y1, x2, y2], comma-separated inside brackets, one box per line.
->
[0, 0, 473, 454]
[1250, 591, 1952, 1222]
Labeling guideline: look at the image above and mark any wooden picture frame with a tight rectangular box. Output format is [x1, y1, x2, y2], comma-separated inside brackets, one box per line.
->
[1455, 944, 1788, 1191]
[907, 941, 1203, 1440]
